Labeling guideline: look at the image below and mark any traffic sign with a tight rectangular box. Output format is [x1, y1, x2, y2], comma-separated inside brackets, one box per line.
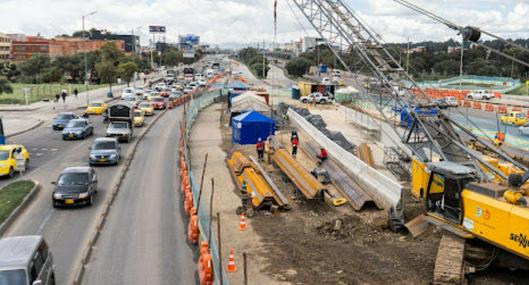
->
[149, 26, 166, 33]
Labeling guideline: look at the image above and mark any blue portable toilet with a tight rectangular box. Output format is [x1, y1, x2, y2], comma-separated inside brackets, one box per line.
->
[319, 64, 328, 74]
[232, 111, 275, 145]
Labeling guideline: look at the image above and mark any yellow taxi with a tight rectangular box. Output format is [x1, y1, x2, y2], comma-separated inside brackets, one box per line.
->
[0, 144, 30, 178]
[133, 109, 145, 127]
[500, 112, 528, 126]
[85, 101, 108, 115]
[138, 102, 154, 116]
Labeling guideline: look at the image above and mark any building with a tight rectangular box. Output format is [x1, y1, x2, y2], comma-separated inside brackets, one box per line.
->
[0, 33, 11, 61]
[10, 35, 125, 61]
[11, 36, 50, 61]
[49, 37, 125, 57]
[301, 37, 324, 53]
[90, 30, 139, 54]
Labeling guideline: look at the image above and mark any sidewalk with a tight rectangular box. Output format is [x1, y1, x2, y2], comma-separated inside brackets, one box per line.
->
[189, 103, 284, 285]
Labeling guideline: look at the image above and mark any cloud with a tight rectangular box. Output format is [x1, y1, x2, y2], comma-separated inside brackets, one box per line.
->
[0, 0, 528, 46]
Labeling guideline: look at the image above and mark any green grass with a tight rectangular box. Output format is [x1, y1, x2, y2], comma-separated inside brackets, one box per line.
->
[446, 82, 497, 88]
[506, 84, 529, 95]
[0, 83, 106, 105]
[0, 180, 35, 225]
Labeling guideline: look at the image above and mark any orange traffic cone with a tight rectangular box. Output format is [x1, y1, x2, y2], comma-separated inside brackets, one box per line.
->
[239, 213, 247, 231]
[226, 248, 237, 273]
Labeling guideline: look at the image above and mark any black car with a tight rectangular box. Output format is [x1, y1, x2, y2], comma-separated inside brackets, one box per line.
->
[52, 167, 97, 207]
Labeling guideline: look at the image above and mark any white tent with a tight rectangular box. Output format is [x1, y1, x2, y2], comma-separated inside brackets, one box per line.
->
[232, 91, 267, 105]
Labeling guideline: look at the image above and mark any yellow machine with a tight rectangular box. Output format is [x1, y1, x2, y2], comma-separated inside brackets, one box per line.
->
[411, 159, 529, 266]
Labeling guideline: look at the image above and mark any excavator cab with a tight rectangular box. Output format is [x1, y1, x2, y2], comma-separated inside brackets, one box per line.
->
[424, 161, 477, 224]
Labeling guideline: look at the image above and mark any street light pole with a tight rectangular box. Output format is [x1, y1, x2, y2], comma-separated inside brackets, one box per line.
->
[83, 11, 97, 106]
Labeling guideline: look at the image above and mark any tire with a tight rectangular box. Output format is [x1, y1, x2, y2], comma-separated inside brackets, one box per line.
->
[49, 273, 56, 285]
[87, 195, 94, 206]
[8, 167, 14, 178]
[301, 99, 307, 103]
[467, 95, 473, 100]
[24, 159, 29, 170]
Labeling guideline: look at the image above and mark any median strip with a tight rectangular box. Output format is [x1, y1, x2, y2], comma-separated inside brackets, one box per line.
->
[0, 180, 40, 236]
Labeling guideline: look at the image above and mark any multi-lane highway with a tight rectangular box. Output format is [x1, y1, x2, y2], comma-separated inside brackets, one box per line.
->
[2, 104, 183, 284]
[82, 106, 195, 285]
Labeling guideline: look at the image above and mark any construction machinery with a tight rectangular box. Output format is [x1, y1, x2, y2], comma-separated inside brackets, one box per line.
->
[289, 0, 529, 283]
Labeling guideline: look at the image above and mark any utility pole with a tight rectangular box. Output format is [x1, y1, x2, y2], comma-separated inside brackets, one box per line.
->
[459, 35, 465, 93]
[82, 11, 97, 106]
[262, 40, 266, 79]
[406, 37, 410, 74]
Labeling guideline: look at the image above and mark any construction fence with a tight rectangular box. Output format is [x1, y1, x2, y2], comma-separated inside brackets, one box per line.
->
[183, 90, 230, 285]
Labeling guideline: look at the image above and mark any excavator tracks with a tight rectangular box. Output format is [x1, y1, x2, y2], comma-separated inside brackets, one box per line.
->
[433, 232, 466, 285]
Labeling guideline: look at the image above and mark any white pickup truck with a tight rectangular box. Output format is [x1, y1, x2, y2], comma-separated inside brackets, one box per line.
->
[466, 90, 495, 100]
[300, 92, 333, 104]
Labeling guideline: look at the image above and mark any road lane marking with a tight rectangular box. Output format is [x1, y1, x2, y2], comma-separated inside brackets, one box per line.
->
[36, 209, 53, 235]
[35, 153, 43, 157]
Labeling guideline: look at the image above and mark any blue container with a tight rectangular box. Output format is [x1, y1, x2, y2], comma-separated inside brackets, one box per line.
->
[291, 87, 301, 99]
[319, 64, 328, 74]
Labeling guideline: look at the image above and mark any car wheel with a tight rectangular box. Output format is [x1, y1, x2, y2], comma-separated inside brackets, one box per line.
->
[301, 99, 307, 103]
[24, 159, 29, 170]
[8, 167, 14, 178]
[49, 273, 56, 285]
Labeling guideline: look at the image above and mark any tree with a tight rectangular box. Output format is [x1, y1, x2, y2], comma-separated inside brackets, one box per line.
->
[285, 57, 315, 77]
[251, 62, 270, 78]
[0, 77, 13, 94]
[100, 42, 124, 65]
[117, 61, 138, 86]
[19, 55, 51, 83]
[162, 48, 183, 67]
[95, 61, 117, 93]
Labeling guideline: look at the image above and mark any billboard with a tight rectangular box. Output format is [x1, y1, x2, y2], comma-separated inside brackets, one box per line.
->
[178, 34, 200, 45]
[149, 26, 166, 33]
[183, 49, 195, 59]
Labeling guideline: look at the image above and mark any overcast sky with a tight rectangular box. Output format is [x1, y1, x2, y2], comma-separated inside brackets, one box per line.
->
[1, 0, 528, 46]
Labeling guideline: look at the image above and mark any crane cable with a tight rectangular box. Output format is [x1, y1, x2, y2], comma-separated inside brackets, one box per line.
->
[392, 0, 529, 68]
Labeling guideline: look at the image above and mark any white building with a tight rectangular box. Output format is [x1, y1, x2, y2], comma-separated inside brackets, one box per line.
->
[0, 33, 12, 61]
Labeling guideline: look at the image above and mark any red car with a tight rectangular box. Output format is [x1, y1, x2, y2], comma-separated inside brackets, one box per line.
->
[160, 89, 171, 97]
[151, 96, 167, 110]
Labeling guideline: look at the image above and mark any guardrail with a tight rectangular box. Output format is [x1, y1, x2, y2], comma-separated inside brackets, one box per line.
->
[183, 89, 230, 285]
[288, 108, 402, 209]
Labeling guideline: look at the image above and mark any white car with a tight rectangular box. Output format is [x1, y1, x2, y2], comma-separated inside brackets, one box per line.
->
[122, 87, 134, 97]
[443, 96, 458, 107]
[300, 92, 332, 104]
[198, 79, 207, 87]
[467, 90, 494, 100]
[321, 77, 331, 84]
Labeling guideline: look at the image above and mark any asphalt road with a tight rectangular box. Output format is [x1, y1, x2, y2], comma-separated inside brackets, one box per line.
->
[2, 108, 167, 284]
[82, 106, 196, 285]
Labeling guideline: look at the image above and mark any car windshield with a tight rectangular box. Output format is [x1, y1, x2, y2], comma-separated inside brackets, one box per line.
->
[140, 103, 150, 108]
[0, 269, 27, 285]
[57, 114, 74, 119]
[90, 103, 102, 107]
[93, 141, 116, 150]
[516, 113, 526, 119]
[0, 150, 9, 160]
[58, 172, 89, 186]
[152, 98, 164, 102]
[111, 122, 128, 129]
[134, 111, 142, 117]
[66, 121, 84, 128]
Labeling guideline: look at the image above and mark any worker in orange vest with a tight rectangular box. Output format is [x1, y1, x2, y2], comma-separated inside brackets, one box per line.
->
[494, 132, 505, 146]
[256, 138, 265, 161]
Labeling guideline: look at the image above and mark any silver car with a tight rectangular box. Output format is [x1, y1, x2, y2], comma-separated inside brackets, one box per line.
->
[106, 122, 132, 143]
[0, 235, 55, 285]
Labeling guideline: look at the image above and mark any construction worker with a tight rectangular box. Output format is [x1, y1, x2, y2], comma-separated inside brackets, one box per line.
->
[317, 147, 328, 162]
[256, 138, 265, 161]
[265, 137, 274, 164]
[494, 132, 505, 147]
[291, 136, 299, 157]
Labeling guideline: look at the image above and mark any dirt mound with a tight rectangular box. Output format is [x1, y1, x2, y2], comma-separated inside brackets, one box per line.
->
[316, 215, 386, 242]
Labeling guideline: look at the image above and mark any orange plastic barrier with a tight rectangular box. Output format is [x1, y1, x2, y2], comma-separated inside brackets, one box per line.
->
[184, 190, 193, 216]
[187, 208, 199, 244]
[497, 105, 507, 114]
[485, 104, 494, 112]
[198, 242, 214, 285]
[472, 101, 482, 110]
[512, 107, 522, 112]
[463, 100, 471, 108]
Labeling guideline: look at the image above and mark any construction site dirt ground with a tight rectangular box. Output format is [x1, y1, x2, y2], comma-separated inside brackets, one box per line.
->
[190, 100, 527, 285]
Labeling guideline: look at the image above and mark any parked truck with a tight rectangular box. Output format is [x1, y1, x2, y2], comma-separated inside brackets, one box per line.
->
[106, 102, 134, 142]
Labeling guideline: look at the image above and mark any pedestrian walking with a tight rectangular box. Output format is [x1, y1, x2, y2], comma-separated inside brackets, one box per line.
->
[291, 136, 299, 157]
[256, 138, 265, 161]
[291, 130, 299, 143]
[317, 147, 328, 162]
[55, 93, 60, 103]
[61, 89, 67, 103]
[73, 88, 79, 98]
